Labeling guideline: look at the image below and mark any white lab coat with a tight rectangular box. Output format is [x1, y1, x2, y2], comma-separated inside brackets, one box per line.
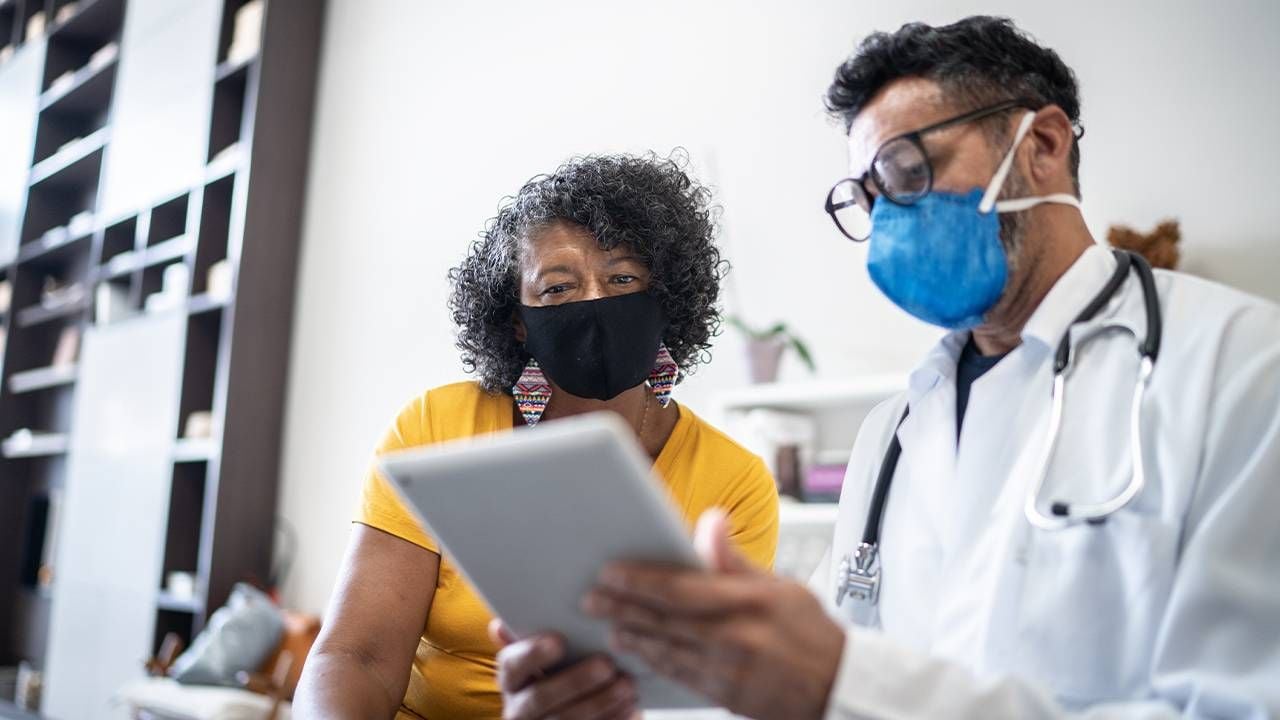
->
[813, 246, 1280, 718]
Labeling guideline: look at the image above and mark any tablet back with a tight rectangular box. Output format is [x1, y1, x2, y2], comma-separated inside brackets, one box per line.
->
[379, 411, 710, 709]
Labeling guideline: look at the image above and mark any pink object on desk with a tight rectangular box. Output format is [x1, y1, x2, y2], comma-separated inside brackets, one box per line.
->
[804, 464, 848, 498]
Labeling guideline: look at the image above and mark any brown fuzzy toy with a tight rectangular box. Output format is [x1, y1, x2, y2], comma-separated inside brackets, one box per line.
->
[1107, 219, 1181, 270]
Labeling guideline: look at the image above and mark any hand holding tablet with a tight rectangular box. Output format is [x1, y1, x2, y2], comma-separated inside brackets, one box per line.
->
[378, 412, 711, 709]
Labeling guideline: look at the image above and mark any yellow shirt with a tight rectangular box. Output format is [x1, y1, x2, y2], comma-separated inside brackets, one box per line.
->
[358, 381, 779, 720]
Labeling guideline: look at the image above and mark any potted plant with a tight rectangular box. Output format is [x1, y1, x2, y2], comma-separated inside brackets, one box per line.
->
[725, 316, 816, 384]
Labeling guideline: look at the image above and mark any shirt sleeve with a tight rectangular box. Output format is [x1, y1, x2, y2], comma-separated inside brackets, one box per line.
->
[355, 393, 440, 554]
[721, 456, 780, 571]
[823, 314, 1280, 719]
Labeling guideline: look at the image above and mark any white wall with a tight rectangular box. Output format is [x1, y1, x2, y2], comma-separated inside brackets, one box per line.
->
[278, 0, 1280, 613]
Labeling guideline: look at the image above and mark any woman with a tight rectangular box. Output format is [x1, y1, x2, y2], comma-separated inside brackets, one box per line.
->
[295, 153, 779, 719]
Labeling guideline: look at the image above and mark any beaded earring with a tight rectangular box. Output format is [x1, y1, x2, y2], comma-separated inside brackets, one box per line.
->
[647, 344, 679, 408]
[511, 359, 552, 426]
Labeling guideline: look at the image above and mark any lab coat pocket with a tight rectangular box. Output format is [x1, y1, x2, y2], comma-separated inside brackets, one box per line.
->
[1015, 510, 1180, 703]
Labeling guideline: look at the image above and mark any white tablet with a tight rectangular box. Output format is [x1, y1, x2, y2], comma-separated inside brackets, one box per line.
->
[377, 411, 710, 710]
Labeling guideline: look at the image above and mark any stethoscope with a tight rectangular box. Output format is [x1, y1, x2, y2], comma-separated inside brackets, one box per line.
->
[836, 249, 1162, 610]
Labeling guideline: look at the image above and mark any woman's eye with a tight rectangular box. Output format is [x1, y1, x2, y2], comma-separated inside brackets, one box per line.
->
[542, 285, 569, 295]
[612, 275, 638, 285]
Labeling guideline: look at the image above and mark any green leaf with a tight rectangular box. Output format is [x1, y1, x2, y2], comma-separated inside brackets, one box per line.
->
[789, 336, 817, 372]
[724, 315, 751, 335]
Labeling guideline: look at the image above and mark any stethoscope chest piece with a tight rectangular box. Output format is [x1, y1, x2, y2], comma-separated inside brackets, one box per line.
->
[836, 541, 881, 608]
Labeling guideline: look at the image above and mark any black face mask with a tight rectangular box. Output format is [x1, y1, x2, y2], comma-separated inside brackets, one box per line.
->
[518, 292, 668, 401]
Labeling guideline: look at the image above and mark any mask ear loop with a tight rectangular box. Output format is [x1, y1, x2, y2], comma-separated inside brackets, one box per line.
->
[979, 110, 1084, 214]
[978, 111, 1037, 214]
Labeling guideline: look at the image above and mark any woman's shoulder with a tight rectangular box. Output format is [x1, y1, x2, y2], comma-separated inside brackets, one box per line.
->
[386, 381, 512, 447]
[423, 380, 508, 409]
[669, 405, 769, 480]
[666, 406, 779, 569]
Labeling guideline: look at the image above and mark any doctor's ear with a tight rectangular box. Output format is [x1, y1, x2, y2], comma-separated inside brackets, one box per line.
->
[512, 314, 527, 343]
[1024, 104, 1076, 190]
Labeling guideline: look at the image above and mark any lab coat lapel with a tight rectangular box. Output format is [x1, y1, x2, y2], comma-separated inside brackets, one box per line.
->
[873, 337, 960, 646]
[895, 336, 961, 545]
[928, 342, 1055, 666]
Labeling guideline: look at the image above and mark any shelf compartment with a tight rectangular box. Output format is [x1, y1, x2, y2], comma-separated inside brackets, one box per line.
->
[152, 609, 196, 659]
[9, 241, 94, 332]
[9, 364, 77, 394]
[28, 125, 107, 187]
[21, 127, 106, 246]
[147, 193, 191, 247]
[141, 257, 190, 313]
[99, 215, 139, 268]
[20, 181, 101, 247]
[137, 194, 194, 313]
[17, 223, 92, 266]
[9, 581, 53, 670]
[177, 311, 223, 437]
[207, 59, 250, 163]
[17, 494, 50, 588]
[42, 0, 124, 92]
[192, 176, 234, 294]
[2, 311, 83, 408]
[15, 2, 41, 46]
[15, 295, 88, 328]
[158, 462, 207, 635]
[33, 57, 116, 166]
[0, 3, 15, 56]
[48, 0, 126, 45]
[216, 0, 263, 66]
[39, 48, 116, 113]
[155, 457, 210, 651]
[92, 275, 136, 324]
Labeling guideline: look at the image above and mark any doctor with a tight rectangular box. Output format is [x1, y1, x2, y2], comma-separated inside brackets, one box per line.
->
[493, 15, 1280, 720]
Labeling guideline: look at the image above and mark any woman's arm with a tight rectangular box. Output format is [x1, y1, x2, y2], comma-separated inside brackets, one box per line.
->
[294, 524, 439, 719]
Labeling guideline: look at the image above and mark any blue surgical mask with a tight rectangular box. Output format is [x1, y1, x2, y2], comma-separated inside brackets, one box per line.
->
[866, 111, 1082, 330]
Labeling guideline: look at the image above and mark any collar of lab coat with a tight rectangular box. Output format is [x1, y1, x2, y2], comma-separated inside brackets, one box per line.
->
[1021, 244, 1122, 354]
[905, 243, 1120, 407]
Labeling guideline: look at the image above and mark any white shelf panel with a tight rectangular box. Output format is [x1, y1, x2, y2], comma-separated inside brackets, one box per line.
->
[9, 363, 77, 393]
[716, 374, 906, 413]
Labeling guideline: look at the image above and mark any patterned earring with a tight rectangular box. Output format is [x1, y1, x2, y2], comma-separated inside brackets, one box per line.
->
[647, 344, 679, 408]
[512, 358, 552, 427]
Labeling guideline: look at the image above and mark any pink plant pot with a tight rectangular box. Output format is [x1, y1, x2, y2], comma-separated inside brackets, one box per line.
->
[747, 337, 786, 384]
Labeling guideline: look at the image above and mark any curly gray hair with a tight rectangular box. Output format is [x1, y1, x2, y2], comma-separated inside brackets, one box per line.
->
[447, 151, 728, 394]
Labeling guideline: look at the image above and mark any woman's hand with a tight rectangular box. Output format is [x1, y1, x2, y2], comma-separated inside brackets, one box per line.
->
[489, 620, 640, 720]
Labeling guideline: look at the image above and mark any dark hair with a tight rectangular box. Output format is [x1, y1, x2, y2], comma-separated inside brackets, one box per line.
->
[826, 16, 1083, 194]
[448, 151, 727, 394]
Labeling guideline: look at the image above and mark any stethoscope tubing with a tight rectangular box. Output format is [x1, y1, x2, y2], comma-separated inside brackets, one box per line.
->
[838, 250, 1162, 608]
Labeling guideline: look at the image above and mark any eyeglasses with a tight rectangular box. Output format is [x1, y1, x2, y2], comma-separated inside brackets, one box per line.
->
[825, 99, 1035, 242]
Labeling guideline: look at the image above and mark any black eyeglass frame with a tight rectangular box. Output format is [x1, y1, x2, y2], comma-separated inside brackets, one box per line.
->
[825, 98, 1040, 242]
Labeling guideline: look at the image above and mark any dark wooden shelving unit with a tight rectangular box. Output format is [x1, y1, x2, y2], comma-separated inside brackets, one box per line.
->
[0, 0, 324, 712]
